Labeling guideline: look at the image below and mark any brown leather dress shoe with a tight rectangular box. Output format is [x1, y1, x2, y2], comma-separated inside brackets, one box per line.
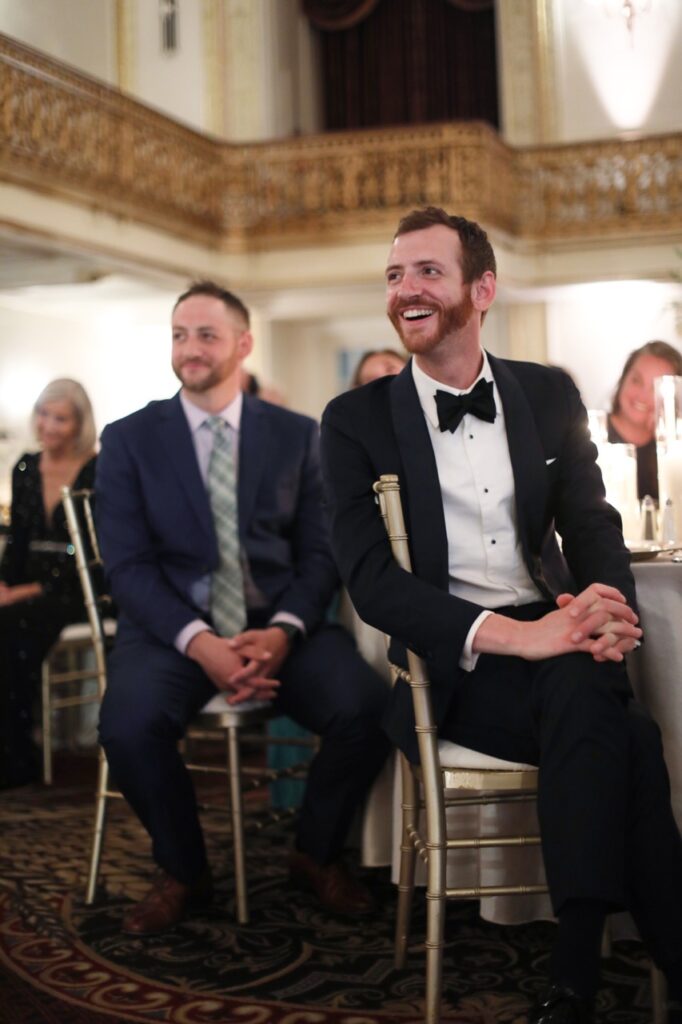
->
[289, 850, 376, 916]
[122, 869, 213, 936]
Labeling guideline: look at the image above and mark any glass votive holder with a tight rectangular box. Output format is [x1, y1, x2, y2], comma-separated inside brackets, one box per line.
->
[655, 375, 682, 544]
[587, 409, 608, 446]
[596, 441, 640, 541]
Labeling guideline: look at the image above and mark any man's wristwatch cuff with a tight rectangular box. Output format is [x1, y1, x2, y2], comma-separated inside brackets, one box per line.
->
[272, 621, 303, 643]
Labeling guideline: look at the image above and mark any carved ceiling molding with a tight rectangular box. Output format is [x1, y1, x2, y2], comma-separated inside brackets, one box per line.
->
[1, 34, 680, 255]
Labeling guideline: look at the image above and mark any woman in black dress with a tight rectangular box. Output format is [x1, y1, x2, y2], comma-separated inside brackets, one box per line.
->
[608, 340, 682, 501]
[0, 379, 97, 788]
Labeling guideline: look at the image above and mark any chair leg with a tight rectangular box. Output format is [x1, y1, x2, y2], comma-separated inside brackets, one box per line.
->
[395, 755, 418, 969]
[65, 644, 80, 751]
[86, 749, 110, 905]
[422, 756, 447, 1024]
[651, 964, 668, 1024]
[424, 834, 446, 1024]
[226, 726, 249, 925]
[41, 658, 53, 785]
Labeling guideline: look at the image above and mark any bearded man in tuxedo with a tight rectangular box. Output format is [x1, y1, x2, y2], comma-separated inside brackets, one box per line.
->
[320, 207, 682, 1022]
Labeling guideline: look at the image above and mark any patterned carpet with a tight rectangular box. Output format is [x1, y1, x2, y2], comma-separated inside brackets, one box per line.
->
[0, 769, 673, 1024]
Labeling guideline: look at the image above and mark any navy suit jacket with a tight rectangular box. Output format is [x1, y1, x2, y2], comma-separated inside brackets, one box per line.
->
[96, 392, 338, 648]
[320, 354, 636, 760]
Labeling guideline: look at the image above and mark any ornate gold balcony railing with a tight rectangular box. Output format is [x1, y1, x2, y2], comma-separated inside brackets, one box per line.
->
[1, 34, 681, 252]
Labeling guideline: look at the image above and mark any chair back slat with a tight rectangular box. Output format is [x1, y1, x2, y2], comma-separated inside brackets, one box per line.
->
[373, 475, 445, 828]
[61, 486, 108, 698]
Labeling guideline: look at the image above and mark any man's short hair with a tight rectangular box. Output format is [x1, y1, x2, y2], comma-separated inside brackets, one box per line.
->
[394, 207, 497, 284]
[174, 281, 250, 328]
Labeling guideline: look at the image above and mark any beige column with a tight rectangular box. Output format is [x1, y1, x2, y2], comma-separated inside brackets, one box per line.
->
[496, 0, 557, 145]
[115, 0, 135, 92]
[214, 0, 320, 142]
[248, 309, 274, 382]
[507, 303, 548, 364]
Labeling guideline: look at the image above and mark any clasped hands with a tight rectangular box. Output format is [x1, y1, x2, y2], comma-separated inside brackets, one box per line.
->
[476, 582, 642, 663]
[553, 583, 641, 663]
[186, 625, 291, 705]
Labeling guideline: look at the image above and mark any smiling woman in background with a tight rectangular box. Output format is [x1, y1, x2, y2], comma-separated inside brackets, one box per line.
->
[608, 340, 682, 501]
[0, 379, 97, 788]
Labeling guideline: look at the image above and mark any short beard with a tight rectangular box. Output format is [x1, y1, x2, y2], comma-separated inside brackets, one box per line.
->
[172, 357, 235, 394]
[389, 292, 474, 353]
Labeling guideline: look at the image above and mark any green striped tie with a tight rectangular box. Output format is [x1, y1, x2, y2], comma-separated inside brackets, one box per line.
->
[206, 416, 247, 637]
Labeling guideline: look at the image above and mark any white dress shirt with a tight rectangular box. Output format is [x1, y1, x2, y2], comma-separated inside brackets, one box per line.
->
[411, 355, 543, 669]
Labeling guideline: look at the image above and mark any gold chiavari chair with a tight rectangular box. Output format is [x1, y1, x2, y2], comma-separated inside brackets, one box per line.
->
[373, 474, 669, 1024]
[374, 474, 547, 1023]
[61, 485, 313, 925]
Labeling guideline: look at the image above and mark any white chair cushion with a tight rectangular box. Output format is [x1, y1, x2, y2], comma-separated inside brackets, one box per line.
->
[58, 618, 117, 642]
[57, 623, 92, 642]
[437, 739, 535, 772]
[201, 693, 272, 715]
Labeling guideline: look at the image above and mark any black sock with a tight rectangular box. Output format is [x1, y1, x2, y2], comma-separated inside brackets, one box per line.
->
[549, 898, 609, 1000]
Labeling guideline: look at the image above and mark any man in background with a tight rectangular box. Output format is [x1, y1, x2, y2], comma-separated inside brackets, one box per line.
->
[96, 281, 389, 934]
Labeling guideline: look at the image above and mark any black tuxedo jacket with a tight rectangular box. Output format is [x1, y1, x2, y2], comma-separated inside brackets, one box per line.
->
[320, 355, 636, 758]
[96, 392, 338, 648]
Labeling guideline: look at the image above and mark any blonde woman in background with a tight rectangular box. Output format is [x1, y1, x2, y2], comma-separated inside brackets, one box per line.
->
[0, 379, 97, 788]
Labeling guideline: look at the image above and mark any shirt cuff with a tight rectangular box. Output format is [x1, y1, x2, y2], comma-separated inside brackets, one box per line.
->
[269, 612, 306, 636]
[176, 619, 212, 655]
[459, 610, 493, 672]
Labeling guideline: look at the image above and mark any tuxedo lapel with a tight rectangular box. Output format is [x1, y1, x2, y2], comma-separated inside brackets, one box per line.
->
[237, 396, 268, 539]
[390, 365, 449, 590]
[489, 354, 548, 557]
[156, 394, 214, 540]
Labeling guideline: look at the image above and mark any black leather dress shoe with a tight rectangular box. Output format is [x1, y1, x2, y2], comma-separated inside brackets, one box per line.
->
[528, 984, 594, 1024]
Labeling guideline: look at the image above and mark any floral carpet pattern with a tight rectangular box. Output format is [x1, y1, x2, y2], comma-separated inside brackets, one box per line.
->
[0, 779, 669, 1024]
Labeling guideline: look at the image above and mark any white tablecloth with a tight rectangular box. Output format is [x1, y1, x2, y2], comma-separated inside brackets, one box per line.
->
[629, 558, 682, 828]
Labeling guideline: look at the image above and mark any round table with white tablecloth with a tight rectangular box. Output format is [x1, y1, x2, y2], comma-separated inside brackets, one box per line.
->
[629, 557, 682, 829]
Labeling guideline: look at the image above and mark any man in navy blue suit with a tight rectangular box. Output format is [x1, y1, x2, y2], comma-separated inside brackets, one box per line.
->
[320, 208, 682, 1022]
[96, 281, 390, 934]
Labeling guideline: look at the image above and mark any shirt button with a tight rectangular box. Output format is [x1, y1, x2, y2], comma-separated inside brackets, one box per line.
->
[491, 538, 496, 545]
[484, 488, 489, 493]
[469, 434, 474, 439]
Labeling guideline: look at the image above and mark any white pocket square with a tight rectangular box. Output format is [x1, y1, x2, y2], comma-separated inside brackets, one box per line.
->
[545, 457, 557, 465]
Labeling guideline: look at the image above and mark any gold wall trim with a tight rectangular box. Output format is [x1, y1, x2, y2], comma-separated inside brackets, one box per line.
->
[1, 34, 680, 254]
[532, 0, 556, 144]
[115, 0, 135, 94]
[202, 0, 224, 138]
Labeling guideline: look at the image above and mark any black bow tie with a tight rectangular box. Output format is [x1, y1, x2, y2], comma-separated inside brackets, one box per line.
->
[435, 379, 497, 433]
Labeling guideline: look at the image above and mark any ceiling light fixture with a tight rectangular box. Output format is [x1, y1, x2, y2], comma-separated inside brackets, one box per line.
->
[605, 0, 652, 37]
